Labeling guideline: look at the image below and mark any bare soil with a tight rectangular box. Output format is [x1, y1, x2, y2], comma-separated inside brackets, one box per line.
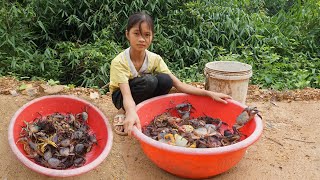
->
[0, 77, 319, 180]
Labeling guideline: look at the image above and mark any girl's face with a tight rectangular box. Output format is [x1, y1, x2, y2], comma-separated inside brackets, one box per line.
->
[126, 21, 153, 52]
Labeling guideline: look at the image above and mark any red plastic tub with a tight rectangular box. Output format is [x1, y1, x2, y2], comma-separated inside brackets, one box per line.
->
[133, 93, 263, 179]
[8, 95, 113, 177]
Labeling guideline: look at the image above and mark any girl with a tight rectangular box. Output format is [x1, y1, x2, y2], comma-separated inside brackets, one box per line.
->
[110, 12, 231, 136]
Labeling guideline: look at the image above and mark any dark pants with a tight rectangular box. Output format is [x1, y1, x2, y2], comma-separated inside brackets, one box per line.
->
[112, 73, 173, 110]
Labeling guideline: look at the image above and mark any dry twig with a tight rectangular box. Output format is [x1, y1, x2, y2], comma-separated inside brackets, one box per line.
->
[283, 137, 315, 144]
[264, 136, 283, 146]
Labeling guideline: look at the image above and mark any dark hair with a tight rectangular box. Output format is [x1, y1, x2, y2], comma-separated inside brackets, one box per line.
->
[127, 12, 154, 35]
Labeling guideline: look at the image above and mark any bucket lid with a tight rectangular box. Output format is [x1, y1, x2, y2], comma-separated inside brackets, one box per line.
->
[205, 61, 252, 73]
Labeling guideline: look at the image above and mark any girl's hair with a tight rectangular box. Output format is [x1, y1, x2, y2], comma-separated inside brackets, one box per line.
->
[127, 12, 154, 35]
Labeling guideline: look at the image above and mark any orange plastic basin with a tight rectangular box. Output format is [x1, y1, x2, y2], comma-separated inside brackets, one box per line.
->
[133, 93, 263, 179]
[8, 95, 113, 177]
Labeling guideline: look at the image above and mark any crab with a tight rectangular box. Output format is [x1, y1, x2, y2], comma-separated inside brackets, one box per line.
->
[47, 113, 65, 122]
[167, 116, 185, 132]
[73, 156, 86, 167]
[193, 124, 220, 138]
[196, 138, 209, 148]
[153, 112, 170, 128]
[221, 132, 241, 146]
[205, 136, 223, 148]
[233, 106, 261, 135]
[16, 137, 40, 158]
[175, 103, 193, 120]
[38, 135, 58, 153]
[161, 133, 190, 147]
[47, 157, 64, 169]
[187, 119, 206, 128]
[20, 121, 40, 139]
[158, 133, 175, 145]
[198, 116, 227, 127]
[180, 125, 194, 133]
[76, 106, 89, 122]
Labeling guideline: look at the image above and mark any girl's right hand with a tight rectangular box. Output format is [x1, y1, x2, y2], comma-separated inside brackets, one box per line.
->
[124, 110, 142, 136]
[208, 91, 232, 104]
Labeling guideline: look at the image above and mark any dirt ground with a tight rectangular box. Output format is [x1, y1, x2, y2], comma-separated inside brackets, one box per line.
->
[0, 77, 319, 180]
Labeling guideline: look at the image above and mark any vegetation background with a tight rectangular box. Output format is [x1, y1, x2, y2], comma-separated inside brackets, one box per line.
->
[0, 0, 319, 91]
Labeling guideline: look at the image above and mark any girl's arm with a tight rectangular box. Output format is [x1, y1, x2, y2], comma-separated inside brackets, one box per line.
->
[119, 83, 141, 135]
[169, 73, 231, 104]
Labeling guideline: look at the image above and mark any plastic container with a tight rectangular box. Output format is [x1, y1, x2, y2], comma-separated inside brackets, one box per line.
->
[8, 95, 113, 177]
[133, 93, 263, 179]
[204, 61, 252, 104]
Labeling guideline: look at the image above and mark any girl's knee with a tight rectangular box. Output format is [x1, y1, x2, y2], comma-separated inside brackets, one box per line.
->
[142, 75, 158, 94]
[130, 75, 158, 95]
[156, 73, 173, 89]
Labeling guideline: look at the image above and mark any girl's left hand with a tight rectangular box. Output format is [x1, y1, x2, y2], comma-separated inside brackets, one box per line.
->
[208, 91, 232, 104]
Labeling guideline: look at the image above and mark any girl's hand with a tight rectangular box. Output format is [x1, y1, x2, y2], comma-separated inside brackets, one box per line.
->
[208, 91, 232, 104]
[124, 111, 142, 136]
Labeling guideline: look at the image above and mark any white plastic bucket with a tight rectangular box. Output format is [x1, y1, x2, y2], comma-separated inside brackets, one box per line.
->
[204, 61, 252, 104]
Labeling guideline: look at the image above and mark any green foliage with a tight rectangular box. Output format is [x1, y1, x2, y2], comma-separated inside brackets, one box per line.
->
[173, 63, 204, 83]
[0, 2, 35, 55]
[155, 0, 320, 90]
[47, 79, 60, 86]
[217, 47, 320, 89]
[18, 83, 27, 91]
[54, 31, 122, 87]
[0, 0, 319, 90]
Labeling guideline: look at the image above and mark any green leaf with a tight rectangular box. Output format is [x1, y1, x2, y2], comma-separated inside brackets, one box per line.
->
[37, 21, 47, 33]
[265, 77, 272, 84]
[47, 79, 60, 86]
[19, 84, 27, 91]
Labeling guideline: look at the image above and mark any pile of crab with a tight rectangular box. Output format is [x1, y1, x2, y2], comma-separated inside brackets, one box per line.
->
[143, 102, 260, 148]
[17, 109, 97, 169]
